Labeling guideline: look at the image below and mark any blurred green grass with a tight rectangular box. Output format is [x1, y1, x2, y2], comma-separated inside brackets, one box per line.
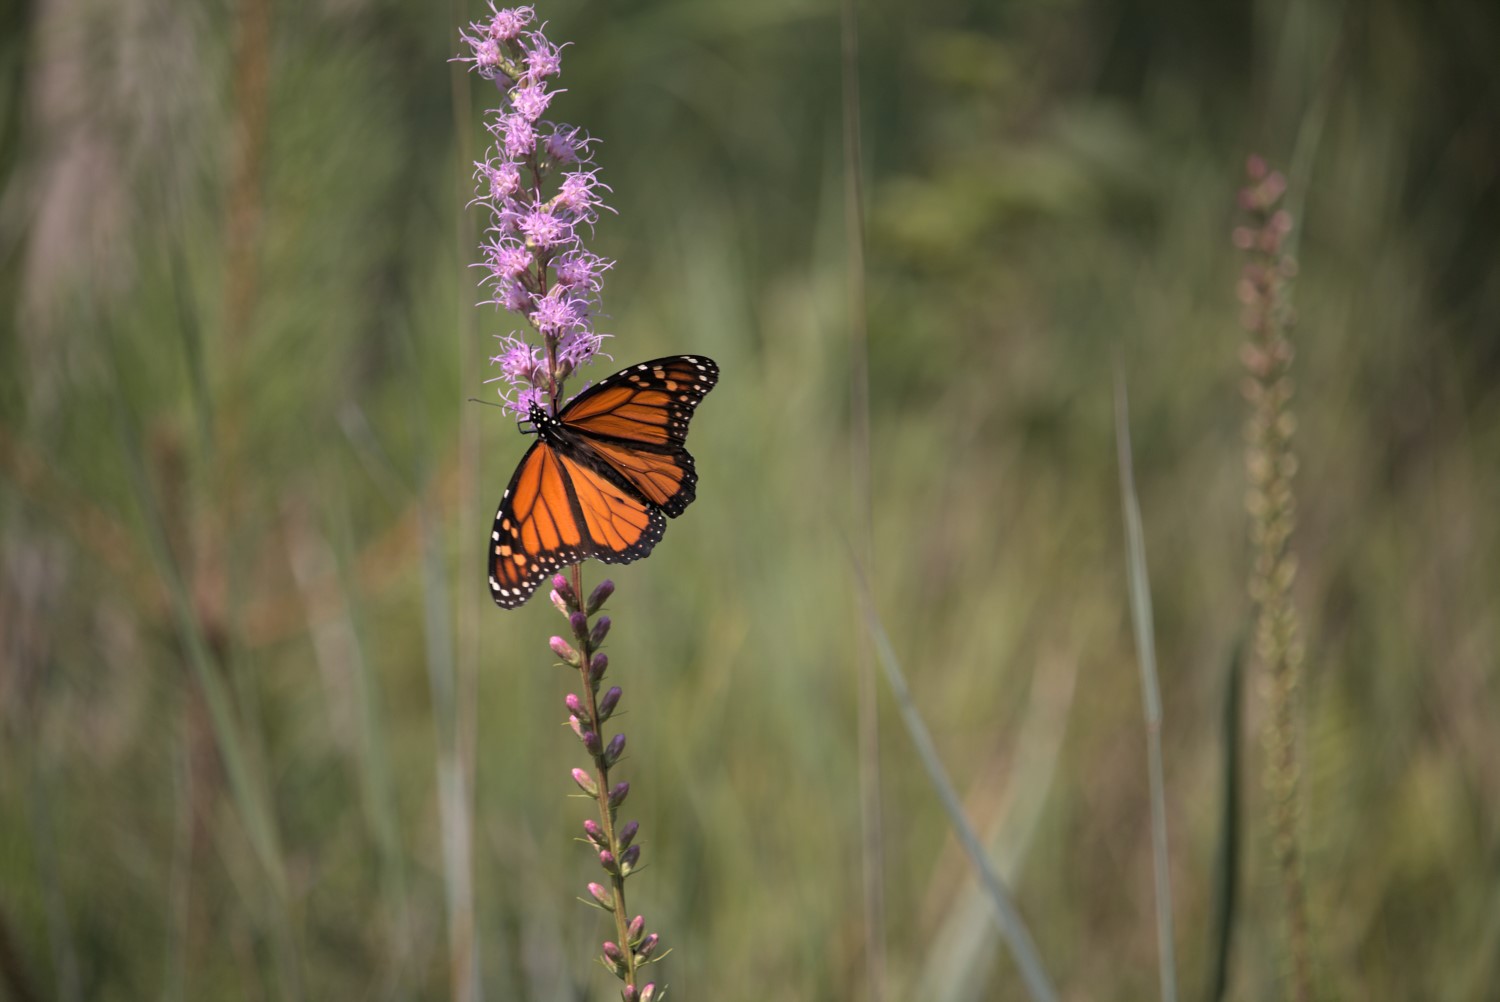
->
[2, 0, 1498, 1000]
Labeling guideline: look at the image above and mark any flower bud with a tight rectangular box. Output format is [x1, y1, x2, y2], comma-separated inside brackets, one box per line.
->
[583, 730, 602, 756]
[635, 933, 658, 959]
[590, 615, 612, 646]
[552, 573, 576, 608]
[622, 988, 638, 1002]
[602, 940, 626, 971]
[568, 715, 584, 738]
[565, 692, 584, 716]
[639, 983, 658, 1002]
[605, 733, 626, 765]
[587, 882, 613, 909]
[589, 652, 608, 681]
[608, 781, 630, 807]
[586, 579, 614, 614]
[550, 636, 581, 667]
[598, 686, 622, 720]
[550, 589, 569, 615]
[572, 768, 598, 796]
[599, 849, 617, 873]
[569, 611, 588, 638]
[583, 819, 606, 847]
[620, 844, 641, 872]
[627, 915, 645, 943]
[617, 820, 639, 848]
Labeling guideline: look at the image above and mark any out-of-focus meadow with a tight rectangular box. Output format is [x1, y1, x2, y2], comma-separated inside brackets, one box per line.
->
[2, 0, 1498, 999]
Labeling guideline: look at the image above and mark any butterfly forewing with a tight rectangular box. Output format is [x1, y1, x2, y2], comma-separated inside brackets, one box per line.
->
[560, 355, 719, 449]
[489, 442, 589, 608]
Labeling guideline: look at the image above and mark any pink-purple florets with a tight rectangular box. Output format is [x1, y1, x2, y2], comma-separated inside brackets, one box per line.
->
[457, 3, 612, 417]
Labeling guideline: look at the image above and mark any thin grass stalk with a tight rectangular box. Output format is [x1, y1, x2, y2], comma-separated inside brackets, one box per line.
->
[417, 498, 480, 1002]
[448, 0, 482, 875]
[1113, 370, 1180, 1002]
[1204, 638, 1244, 1002]
[920, 647, 1079, 1002]
[853, 567, 1059, 1002]
[287, 502, 413, 998]
[839, 0, 885, 996]
[330, 508, 414, 998]
[161, 708, 195, 1002]
[422, 509, 480, 1002]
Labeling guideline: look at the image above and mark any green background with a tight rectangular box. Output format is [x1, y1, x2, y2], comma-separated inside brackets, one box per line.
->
[2, 0, 1497, 999]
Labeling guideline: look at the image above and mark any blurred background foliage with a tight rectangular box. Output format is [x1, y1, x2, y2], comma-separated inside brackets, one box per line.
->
[2, 0, 1498, 999]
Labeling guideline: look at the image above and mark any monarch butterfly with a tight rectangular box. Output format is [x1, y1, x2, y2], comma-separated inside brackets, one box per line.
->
[488, 354, 720, 609]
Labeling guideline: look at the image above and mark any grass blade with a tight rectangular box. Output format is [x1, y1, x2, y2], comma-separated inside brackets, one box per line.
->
[1113, 368, 1180, 1002]
[853, 565, 1059, 1002]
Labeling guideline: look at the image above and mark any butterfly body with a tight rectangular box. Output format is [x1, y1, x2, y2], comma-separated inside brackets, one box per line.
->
[488, 354, 719, 609]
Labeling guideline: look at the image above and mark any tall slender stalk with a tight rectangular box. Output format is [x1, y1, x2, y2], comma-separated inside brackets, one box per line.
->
[1113, 370, 1180, 1002]
[1234, 157, 1313, 1002]
[853, 565, 1059, 1002]
[839, 0, 885, 997]
[551, 572, 666, 1001]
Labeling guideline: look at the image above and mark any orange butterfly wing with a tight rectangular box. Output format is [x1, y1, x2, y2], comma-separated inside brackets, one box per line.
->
[488, 355, 717, 609]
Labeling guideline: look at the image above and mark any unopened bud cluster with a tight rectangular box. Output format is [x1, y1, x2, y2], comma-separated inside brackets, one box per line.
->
[551, 574, 668, 998]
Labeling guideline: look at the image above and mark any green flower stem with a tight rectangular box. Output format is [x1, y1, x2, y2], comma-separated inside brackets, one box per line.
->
[568, 563, 639, 990]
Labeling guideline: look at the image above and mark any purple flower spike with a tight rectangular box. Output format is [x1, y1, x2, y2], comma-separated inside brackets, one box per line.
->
[459, 8, 614, 416]
[617, 820, 638, 849]
[608, 781, 629, 808]
[597, 685, 621, 720]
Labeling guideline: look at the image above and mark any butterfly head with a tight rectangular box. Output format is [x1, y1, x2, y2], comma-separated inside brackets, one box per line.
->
[528, 401, 561, 443]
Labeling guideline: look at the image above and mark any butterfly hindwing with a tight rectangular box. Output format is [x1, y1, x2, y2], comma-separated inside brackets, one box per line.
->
[555, 452, 666, 563]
